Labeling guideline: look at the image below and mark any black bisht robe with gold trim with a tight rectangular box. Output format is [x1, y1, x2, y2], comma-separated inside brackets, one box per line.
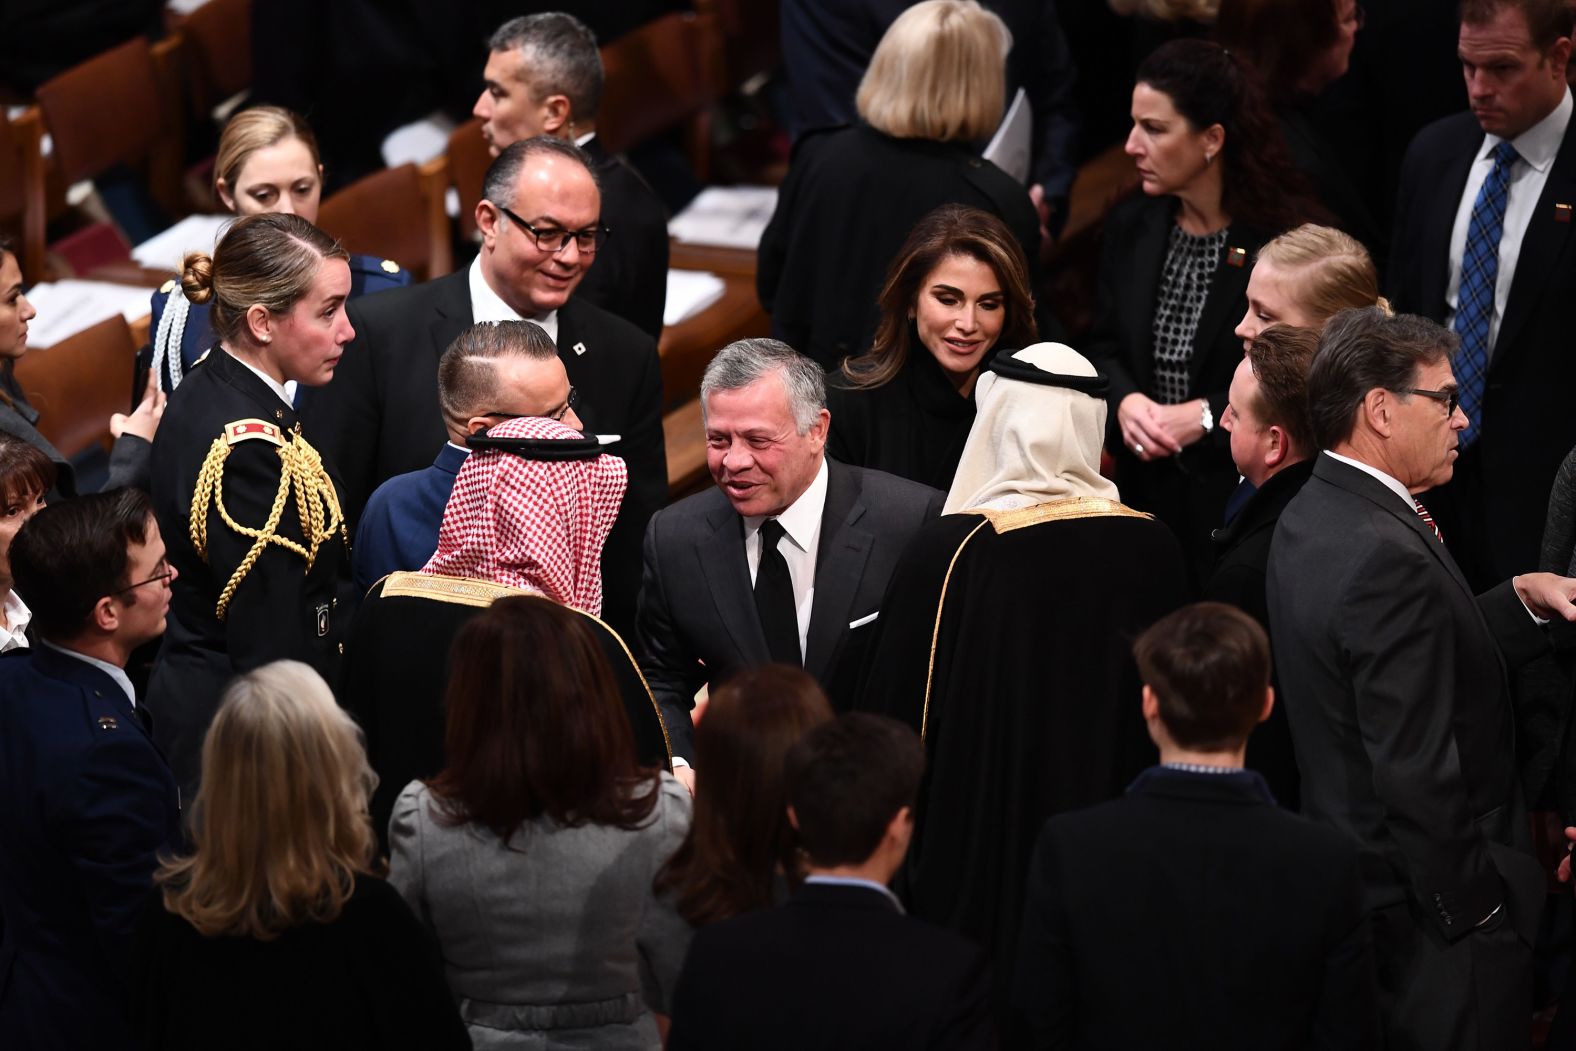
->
[857, 498, 1189, 994]
[343, 572, 672, 849]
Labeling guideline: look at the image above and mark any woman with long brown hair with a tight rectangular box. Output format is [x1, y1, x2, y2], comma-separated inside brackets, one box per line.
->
[827, 205, 1038, 491]
[655, 665, 834, 926]
[389, 596, 691, 1050]
[131, 661, 467, 1050]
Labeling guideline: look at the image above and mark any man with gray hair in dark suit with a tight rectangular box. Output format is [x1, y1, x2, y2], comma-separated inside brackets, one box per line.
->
[637, 338, 944, 787]
[1267, 306, 1576, 1051]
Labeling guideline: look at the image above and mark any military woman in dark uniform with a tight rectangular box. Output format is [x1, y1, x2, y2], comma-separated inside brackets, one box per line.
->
[145, 212, 357, 798]
[146, 106, 410, 394]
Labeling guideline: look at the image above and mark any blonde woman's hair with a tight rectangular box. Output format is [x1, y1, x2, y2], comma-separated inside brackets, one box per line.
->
[214, 106, 322, 207]
[180, 212, 348, 347]
[1256, 224, 1385, 327]
[156, 660, 379, 941]
[856, 0, 1012, 142]
[1107, 0, 1219, 20]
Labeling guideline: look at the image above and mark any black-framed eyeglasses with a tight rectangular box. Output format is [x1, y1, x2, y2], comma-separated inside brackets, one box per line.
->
[479, 386, 581, 425]
[489, 201, 608, 255]
[114, 559, 174, 596]
[1395, 386, 1461, 415]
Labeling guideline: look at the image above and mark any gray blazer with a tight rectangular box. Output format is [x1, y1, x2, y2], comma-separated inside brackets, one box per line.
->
[388, 774, 693, 1051]
[636, 457, 944, 759]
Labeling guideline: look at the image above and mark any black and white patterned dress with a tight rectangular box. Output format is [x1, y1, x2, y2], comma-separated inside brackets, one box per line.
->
[1150, 225, 1228, 405]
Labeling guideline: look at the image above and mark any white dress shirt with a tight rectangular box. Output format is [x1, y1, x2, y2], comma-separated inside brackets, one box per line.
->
[1444, 88, 1573, 357]
[39, 639, 137, 708]
[743, 458, 830, 661]
[803, 874, 905, 913]
[468, 248, 559, 342]
[0, 590, 30, 652]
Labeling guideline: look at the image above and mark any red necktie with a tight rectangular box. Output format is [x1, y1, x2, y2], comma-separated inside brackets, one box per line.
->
[1413, 499, 1444, 543]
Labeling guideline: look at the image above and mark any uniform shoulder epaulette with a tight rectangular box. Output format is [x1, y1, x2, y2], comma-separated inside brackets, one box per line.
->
[223, 418, 285, 447]
[159, 278, 177, 294]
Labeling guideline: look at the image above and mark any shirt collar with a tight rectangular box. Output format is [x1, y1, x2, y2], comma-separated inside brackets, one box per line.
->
[803, 874, 906, 913]
[224, 349, 293, 407]
[744, 457, 829, 552]
[469, 253, 559, 341]
[1, 590, 30, 652]
[1483, 86, 1572, 174]
[574, 131, 596, 148]
[1324, 450, 1415, 510]
[38, 639, 136, 708]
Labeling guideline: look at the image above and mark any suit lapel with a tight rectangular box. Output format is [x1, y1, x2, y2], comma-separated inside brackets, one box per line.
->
[805, 461, 873, 679]
[1315, 455, 1476, 598]
[1495, 126, 1576, 364]
[429, 270, 474, 365]
[1423, 134, 1483, 316]
[1189, 226, 1257, 389]
[695, 503, 770, 663]
[32, 645, 147, 740]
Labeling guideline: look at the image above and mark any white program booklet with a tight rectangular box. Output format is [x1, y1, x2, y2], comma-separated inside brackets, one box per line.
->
[983, 88, 1032, 184]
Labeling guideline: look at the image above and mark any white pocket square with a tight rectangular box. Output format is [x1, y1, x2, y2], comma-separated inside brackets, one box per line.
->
[848, 611, 880, 630]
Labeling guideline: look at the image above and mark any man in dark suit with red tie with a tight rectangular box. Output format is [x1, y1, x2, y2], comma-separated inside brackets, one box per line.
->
[1387, 0, 1575, 588]
[0, 490, 182, 1050]
[1267, 308, 1576, 1051]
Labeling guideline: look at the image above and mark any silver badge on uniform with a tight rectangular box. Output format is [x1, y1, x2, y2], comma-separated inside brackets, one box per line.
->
[316, 603, 330, 637]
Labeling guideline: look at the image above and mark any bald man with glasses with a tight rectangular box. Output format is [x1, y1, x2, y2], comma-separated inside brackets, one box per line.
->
[300, 136, 665, 636]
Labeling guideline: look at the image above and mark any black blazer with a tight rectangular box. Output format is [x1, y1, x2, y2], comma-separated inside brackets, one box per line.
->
[1387, 109, 1576, 586]
[1012, 768, 1376, 1050]
[577, 135, 670, 340]
[1266, 454, 1548, 942]
[757, 124, 1042, 368]
[667, 881, 994, 1051]
[1082, 194, 1266, 577]
[636, 458, 943, 759]
[295, 269, 666, 637]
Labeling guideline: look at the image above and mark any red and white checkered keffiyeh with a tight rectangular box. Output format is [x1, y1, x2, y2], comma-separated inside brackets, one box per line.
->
[421, 415, 627, 615]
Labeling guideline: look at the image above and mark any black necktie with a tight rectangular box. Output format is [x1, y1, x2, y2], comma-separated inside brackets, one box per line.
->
[754, 519, 802, 665]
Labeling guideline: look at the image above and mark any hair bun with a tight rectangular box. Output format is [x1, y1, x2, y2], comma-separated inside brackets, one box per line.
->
[180, 252, 215, 305]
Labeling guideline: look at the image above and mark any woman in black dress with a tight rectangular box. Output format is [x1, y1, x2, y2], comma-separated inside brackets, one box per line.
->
[1084, 39, 1318, 582]
[133, 660, 468, 1050]
[826, 205, 1038, 491]
[145, 213, 357, 799]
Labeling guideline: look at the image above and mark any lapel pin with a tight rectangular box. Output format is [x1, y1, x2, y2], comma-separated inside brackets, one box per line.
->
[573, 341, 587, 356]
[1556, 203, 1573, 223]
[1225, 246, 1248, 267]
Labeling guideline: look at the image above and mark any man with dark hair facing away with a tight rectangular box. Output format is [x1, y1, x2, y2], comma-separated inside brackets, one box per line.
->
[1013, 602, 1377, 1051]
[0, 490, 182, 1049]
[666, 712, 993, 1050]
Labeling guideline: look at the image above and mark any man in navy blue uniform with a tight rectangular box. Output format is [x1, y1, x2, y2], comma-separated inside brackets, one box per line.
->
[0, 489, 182, 1050]
[352, 319, 582, 593]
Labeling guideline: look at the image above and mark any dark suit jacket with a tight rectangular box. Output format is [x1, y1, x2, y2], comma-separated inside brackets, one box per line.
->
[577, 135, 670, 340]
[757, 124, 1042, 368]
[667, 881, 993, 1050]
[1387, 108, 1576, 587]
[351, 442, 467, 594]
[1083, 194, 1266, 579]
[295, 268, 666, 637]
[1012, 767, 1375, 1050]
[637, 458, 943, 758]
[1266, 454, 1548, 943]
[0, 645, 181, 1050]
[1204, 459, 1314, 807]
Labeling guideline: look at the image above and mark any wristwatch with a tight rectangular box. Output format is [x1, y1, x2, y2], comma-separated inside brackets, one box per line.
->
[1200, 400, 1215, 434]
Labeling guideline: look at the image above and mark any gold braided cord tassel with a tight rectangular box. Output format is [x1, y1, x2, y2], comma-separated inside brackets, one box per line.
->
[188, 430, 347, 621]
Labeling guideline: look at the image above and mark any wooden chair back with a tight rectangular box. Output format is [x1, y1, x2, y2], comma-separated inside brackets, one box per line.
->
[12, 315, 139, 458]
[446, 117, 491, 242]
[599, 12, 725, 182]
[318, 160, 453, 280]
[0, 108, 47, 282]
[33, 37, 186, 220]
[169, 0, 253, 118]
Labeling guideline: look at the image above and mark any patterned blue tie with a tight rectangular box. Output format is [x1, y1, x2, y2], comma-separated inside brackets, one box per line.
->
[1453, 141, 1519, 447]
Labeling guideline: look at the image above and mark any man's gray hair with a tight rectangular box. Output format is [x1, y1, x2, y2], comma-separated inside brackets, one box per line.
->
[701, 338, 827, 434]
[488, 13, 604, 119]
[483, 135, 600, 212]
